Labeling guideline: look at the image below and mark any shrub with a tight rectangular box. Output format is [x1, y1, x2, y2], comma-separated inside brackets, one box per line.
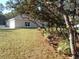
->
[57, 40, 71, 55]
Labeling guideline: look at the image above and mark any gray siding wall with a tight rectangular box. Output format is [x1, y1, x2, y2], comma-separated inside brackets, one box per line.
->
[15, 19, 38, 28]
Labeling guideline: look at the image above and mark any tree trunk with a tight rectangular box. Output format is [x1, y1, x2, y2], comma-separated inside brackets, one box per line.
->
[63, 15, 76, 59]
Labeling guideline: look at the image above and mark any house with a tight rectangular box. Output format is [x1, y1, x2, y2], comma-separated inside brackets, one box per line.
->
[6, 15, 48, 29]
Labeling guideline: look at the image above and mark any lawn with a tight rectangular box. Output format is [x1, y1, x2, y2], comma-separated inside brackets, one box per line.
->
[0, 29, 64, 59]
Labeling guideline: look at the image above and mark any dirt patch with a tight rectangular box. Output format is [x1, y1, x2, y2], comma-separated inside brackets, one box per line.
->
[37, 31, 65, 59]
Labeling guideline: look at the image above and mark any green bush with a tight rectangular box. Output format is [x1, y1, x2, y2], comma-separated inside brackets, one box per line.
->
[57, 40, 71, 55]
[43, 31, 50, 38]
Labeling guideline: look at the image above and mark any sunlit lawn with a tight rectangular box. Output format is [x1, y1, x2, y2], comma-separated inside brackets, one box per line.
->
[0, 29, 64, 59]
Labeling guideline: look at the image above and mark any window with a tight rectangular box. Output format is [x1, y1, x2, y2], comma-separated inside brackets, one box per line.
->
[25, 22, 30, 26]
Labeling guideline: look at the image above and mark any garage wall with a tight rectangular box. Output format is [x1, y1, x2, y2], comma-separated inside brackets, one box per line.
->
[6, 15, 48, 28]
[15, 16, 38, 28]
[6, 18, 15, 29]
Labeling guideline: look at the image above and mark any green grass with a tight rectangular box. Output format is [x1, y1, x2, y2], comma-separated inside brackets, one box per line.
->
[0, 29, 64, 59]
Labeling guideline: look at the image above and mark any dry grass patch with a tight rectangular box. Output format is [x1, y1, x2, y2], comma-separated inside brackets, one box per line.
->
[0, 29, 64, 59]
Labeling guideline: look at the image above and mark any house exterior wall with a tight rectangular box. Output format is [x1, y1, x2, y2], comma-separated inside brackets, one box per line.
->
[6, 18, 15, 29]
[6, 15, 48, 29]
[15, 19, 38, 28]
[6, 20, 9, 27]
[15, 15, 38, 28]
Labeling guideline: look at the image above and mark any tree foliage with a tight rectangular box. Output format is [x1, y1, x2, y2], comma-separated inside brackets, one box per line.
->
[0, 3, 4, 13]
[5, 0, 79, 32]
[0, 14, 7, 25]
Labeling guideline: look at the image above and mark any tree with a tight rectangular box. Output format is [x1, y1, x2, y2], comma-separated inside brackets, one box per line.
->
[4, 10, 17, 19]
[0, 3, 4, 13]
[0, 14, 7, 25]
[29, 0, 78, 59]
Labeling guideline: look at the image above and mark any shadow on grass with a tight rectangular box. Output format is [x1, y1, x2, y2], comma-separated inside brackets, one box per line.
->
[0, 29, 14, 32]
[0, 27, 37, 32]
[21, 27, 37, 29]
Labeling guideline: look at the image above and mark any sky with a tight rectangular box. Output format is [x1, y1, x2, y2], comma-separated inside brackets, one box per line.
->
[0, 0, 11, 14]
[0, 0, 8, 5]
